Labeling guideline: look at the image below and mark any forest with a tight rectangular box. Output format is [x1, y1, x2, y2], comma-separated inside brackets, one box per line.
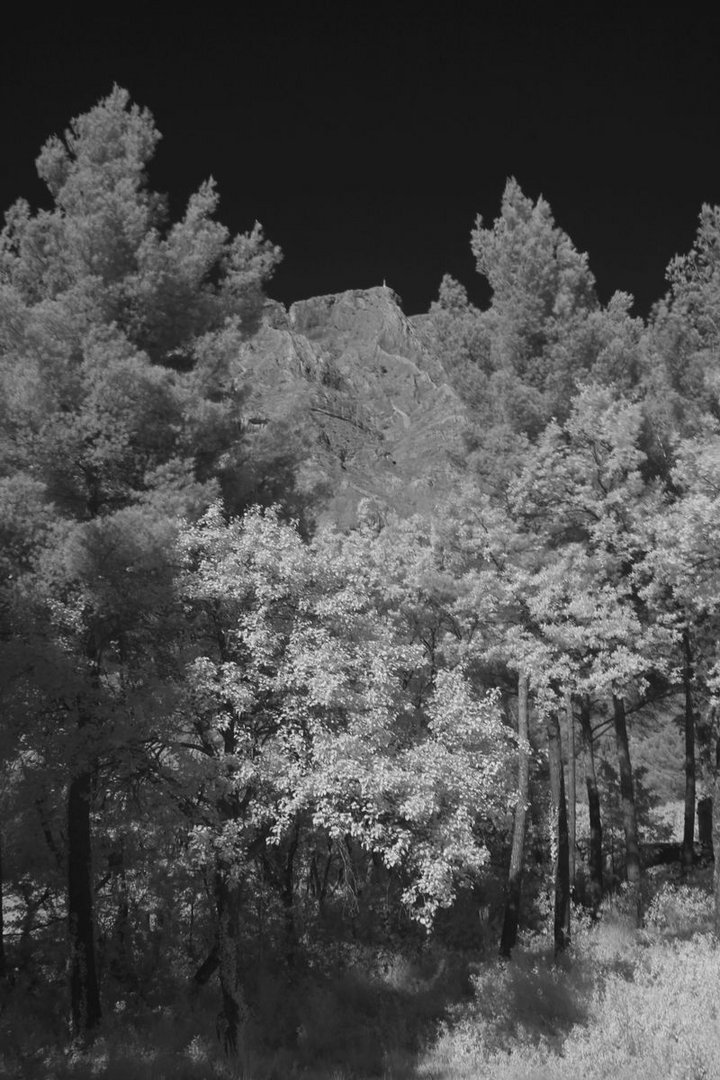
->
[2, 87, 720, 1079]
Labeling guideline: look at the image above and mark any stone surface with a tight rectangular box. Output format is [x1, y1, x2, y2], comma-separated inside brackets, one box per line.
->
[240, 287, 468, 525]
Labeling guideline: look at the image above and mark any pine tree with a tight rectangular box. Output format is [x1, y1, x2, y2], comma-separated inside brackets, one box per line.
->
[468, 180, 645, 436]
[471, 178, 599, 432]
[0, 88, 279, 1040]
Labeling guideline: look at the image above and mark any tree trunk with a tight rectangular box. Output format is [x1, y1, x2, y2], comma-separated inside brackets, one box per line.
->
[0, 828, 8, 983]
[500, 672, 530, 959]
[214, 867, 247, 1057]
[68, 766, 102, 1038]
[699, 797, 713, 859]
[281, 829, 299, 970]
[107, 848, 134, 986]
[547, 710, 570, 955]
[612, 694, 641, 918]
[579, 697, 603, 913]
[565, 691, 576, 897]
[682, 628, 697, 872]
[713, 742, 720, 936]
[192, 943, 220, 991]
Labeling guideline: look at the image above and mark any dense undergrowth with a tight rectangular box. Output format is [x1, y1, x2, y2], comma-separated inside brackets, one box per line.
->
[421, 871, 718, 1080]
[2, 868, 717, 1079]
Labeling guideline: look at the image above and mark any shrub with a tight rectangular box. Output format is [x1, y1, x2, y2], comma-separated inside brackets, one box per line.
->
[644, 878, 714, 938]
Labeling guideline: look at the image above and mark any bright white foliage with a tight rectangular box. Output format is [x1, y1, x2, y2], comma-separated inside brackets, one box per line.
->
[175, 504, 515, 924]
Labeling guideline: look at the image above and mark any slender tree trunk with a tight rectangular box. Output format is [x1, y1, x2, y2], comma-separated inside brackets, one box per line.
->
[214, 867, 247, 1057]
[282, 829, 299, 970]
[579, 697, 603, 913]
[107, 849, 133, 986]
[612, 694, 641, 918]
[565, 691, 576, 898]
[713, 741, 720, 935]
[36, 798, 64, 871]
[698, 797, 713, 860]
[0, 828, 8, 983]
[68, 661, 103, 1041]
[68, 765, 101, 1038]
[682, 628, 697, 872]
[500, 673, 530, 959]
[192, 943, 220, 992]
[547, 710, 570, 955]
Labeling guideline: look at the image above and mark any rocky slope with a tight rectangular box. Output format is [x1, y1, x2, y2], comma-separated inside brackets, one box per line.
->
[238, 286, 468, 525]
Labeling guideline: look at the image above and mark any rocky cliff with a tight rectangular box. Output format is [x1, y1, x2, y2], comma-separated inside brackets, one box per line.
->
[238, 286, 468, 525]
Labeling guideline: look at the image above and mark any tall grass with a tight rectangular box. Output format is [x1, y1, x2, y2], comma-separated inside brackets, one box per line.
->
[420, 935, 720, 1080]
[419, 875, 719, 1080]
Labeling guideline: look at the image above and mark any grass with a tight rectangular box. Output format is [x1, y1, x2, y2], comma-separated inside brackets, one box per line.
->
[419, 933, 720, 1080]
[2, 873, 718, 1078]
[418, 872, 720, 1080]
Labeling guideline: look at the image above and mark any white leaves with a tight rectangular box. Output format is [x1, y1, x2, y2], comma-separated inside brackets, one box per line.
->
[175, 505, 516, 924]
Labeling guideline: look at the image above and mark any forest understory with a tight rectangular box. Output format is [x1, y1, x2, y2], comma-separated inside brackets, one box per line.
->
[2, 859, 718, 1079]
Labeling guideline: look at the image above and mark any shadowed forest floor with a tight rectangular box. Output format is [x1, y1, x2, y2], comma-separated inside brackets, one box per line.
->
[2, 867, 717, 1080]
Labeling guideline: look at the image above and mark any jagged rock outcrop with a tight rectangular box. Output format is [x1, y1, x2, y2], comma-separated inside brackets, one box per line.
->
[239, 286, 469, 525]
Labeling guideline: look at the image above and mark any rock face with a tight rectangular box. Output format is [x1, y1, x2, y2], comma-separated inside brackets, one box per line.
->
[238, 286, 467, 525]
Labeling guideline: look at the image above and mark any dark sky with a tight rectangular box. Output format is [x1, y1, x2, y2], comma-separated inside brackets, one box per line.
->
[3, 7, 720, 317]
